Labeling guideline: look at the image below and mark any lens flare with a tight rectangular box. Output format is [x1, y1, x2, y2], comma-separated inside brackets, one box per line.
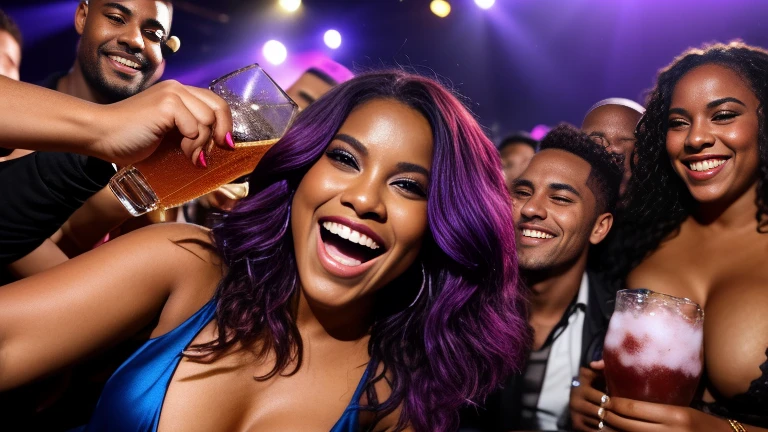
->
[324, 29, 342, 49]
[263, 40, 288, 65]
[474, 0, 495, 9]
[278, 0, 301, 13]
[430, 0, 451, 18]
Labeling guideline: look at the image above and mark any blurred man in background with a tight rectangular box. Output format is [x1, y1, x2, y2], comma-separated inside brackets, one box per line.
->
[0, 9, 21, 81]
[498, 132, 538, 192]
[581, 98, 644, 197]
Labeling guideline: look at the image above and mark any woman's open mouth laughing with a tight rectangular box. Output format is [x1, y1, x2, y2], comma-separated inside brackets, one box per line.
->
[316, 217, 386, 278]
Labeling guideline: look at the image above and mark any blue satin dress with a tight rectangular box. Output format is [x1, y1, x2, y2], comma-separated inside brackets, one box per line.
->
[73, 299, 367, 432]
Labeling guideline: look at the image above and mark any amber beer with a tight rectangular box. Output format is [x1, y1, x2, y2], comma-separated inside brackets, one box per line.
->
[603, 289, 704, 406]
[113, 138, 278, 213]
[110, 64, 297, 216]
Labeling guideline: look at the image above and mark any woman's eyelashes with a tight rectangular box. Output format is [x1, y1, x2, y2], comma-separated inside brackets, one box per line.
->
[326, 147, 428, 197]
[326, 148, 359, 170]
[667, 117, 689, 129]
[668, 110, 741, 129]
[392, 178, 427, 198]
[712, 110, 738, 122]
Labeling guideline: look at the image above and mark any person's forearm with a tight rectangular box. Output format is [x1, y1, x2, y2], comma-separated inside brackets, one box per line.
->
[0, 152, 115, 265]
[52, 187, 132, 257]
[0, 76, 100, 156]
[6, 239, 68, 279]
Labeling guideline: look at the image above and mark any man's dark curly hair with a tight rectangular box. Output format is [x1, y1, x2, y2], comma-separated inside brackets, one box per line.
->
[605, 41, 768, 287]
[0, 9, 22, 47]
[539, 123, 624, 215]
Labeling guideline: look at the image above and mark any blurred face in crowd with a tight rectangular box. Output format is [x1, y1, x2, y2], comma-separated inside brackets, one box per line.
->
[500, 142, 535, 191]
[511, 149, 611, 273]
[0, 29, 21, 80]
[582, 104, 642, 196]
[74, 0, 172, 102]
[286, 71, 336, 110]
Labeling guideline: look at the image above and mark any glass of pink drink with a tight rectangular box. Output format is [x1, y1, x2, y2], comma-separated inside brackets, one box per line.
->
[603, 289, 704, 406]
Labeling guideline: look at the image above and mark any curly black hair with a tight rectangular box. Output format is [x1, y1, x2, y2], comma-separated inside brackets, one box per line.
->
[605, 41, 768, 287]
[539, 123, 624, 215]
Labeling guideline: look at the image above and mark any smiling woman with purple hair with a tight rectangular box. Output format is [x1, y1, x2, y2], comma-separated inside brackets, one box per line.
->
[0, 70, 529, 431]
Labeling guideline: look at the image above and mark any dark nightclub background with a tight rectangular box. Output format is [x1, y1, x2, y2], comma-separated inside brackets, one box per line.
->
[3, 0, 767, 140]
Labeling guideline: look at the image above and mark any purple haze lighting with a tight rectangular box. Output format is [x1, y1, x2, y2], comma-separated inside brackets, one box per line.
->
[5, 2, 74, 45]
[530, 124, 550, 141]
[323, 30, 342, 49]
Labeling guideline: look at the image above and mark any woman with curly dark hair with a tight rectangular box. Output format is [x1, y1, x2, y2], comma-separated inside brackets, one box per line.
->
[574, 42, 768, 431]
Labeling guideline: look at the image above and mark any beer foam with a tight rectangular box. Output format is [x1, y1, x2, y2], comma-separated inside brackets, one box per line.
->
[604, 308, 703, 377]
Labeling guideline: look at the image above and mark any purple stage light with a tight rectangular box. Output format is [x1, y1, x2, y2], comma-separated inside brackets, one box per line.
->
[324, 30, 342, 49]
[530, 124, 550, 141]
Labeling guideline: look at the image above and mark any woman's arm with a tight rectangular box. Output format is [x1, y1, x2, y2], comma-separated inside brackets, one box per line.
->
[0, 223, 222, 391]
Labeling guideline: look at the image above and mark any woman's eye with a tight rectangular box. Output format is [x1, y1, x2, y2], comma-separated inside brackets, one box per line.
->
[393, 179, 427, 198]
[325, 149, 359, 170]
[668, 118, 688, 129]
[712, 111, 738, 122]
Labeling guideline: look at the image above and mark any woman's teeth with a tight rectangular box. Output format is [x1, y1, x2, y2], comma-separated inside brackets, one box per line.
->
[687, 159, 726, 172]
[522, 229, 554, 239]
[109, 55, 141, 70]
[322, 221, 380, 250]
[327, 251, 361, 267]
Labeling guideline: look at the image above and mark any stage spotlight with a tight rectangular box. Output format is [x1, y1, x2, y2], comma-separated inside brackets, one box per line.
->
[278, 0, 301, 13]
[324, 29, 342, 49]
[430, 0, 451, 18]
[474, 0, 495, 9]
[263, 40, 288, 65]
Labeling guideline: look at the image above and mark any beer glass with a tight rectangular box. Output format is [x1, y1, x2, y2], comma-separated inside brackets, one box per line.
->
[603, 289, 704, 406]
[110, 64, 298, 216]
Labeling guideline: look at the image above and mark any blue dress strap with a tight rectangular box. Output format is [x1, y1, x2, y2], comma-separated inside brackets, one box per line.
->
[75, 296, 369, 432]
[330, 365, 370, 432]
[76, 298, 217, 432]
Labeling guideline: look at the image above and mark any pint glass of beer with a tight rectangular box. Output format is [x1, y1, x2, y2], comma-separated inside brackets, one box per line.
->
[603, 289, 704, 406]
[110, 64, 298, 216]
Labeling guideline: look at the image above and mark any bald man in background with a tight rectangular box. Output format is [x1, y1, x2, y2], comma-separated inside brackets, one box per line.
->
[581, 98, 644, 197]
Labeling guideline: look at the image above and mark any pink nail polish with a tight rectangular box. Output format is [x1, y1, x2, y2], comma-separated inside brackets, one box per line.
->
[225, 132, 235, 149]
[198, 151, 207, 168]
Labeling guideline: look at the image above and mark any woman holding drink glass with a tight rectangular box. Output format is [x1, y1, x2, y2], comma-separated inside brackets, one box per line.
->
[0, 70, 529, 431]
[579, 42, 768, 431]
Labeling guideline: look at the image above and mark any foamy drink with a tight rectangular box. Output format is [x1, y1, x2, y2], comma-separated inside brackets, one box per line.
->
[603, 289, 704, 406]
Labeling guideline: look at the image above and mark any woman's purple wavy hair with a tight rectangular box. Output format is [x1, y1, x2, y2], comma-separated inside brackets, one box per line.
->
[207, 70, 529, 431]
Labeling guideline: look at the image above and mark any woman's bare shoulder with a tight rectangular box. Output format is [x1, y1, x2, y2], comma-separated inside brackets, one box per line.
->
[111, 223, 220, 265]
